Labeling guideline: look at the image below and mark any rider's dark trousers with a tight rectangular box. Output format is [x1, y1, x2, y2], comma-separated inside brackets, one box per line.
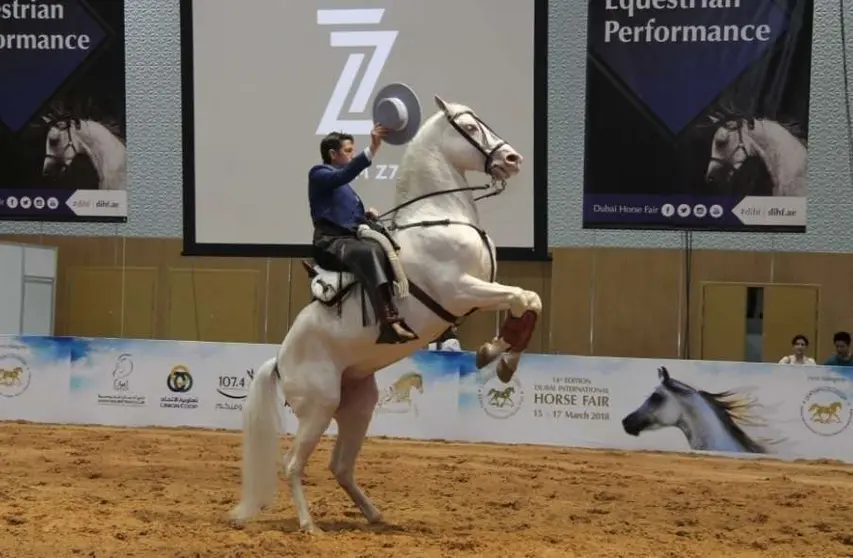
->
[312, 220, 393, 320]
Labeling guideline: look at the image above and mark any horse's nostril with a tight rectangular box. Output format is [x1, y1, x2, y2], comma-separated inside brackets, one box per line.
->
[505, 153, 520, 164]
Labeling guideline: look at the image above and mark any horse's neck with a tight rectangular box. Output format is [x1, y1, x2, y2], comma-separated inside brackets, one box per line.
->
[393, 144, 480, 225]
[77, 121, 126, 190]
[677, 396, 745, 452]
[745, 119, 807, 196]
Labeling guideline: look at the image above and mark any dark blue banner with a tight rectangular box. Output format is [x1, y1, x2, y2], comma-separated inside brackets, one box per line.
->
[0, 0, 126, 222]
[582, 0, 813, 232]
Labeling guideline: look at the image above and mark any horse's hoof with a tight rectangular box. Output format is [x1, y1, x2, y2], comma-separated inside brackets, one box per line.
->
[476, 342, 502, 369]
[496, 352, 520, 383]
[300, 523, 324, 535]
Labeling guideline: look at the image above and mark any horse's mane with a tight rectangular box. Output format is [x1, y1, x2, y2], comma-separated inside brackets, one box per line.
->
[40, 98, 125, 141]
[665, 377, 779, 454]
[700, 97, 808, 149]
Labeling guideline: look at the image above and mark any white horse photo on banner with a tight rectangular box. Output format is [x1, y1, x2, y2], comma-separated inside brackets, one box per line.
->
[581, 0, 813, 232]
[0, 0, 128, 222]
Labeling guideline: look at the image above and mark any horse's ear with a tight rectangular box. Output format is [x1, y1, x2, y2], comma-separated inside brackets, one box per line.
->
[72, 117, 81, 129]
[41, 115, 51, 124]
[658, 367, 670, 383]
[434, 95, 449, 114]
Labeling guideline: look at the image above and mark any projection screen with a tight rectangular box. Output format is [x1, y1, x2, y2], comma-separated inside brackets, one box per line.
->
[181, 0, 547, 258]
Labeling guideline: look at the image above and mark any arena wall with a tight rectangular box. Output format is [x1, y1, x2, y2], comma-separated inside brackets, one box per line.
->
[1, 335, 850, 464]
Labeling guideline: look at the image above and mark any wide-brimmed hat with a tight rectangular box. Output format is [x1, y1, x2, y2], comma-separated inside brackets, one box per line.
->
[372, 82, 422, 145]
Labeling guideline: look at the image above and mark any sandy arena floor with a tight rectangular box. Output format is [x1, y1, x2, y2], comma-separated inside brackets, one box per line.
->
[1, 423, 853, 558]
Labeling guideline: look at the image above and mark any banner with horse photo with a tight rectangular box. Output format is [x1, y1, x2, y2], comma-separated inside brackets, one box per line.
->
[458, 354, 853, 463]
[0, 0, 127, 222]
[581, 0, 813, 232]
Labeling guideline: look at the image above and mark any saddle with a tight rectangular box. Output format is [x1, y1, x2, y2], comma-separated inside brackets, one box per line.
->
[303, 223, 408, 308]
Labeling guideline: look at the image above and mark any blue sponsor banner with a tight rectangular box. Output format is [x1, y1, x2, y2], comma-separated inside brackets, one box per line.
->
[0, 0, 127, 222]
[582, 0, 813, 232]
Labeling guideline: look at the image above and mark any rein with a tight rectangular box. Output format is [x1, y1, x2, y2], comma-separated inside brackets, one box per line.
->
[375, 178, 506, 221]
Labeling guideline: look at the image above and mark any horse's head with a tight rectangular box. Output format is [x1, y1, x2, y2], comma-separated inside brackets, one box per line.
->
[41, 113, 83, 177]
[705, 111, 756, 185]
[428, 95, 523, 182]
[622, 367, 694, 436]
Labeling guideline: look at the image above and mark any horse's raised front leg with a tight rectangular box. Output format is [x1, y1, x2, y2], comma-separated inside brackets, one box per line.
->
[454, 274, 542, 382]
[329, 375, 382, 524]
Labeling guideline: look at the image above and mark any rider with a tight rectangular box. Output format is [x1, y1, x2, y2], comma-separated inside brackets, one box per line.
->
[308, 124, 417, 345]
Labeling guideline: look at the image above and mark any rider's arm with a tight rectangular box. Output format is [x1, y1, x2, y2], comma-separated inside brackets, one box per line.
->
[308, 149, 373, 194]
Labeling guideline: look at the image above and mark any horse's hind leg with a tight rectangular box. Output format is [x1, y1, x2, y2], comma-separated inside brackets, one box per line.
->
[282, 371, 341, 533]
[329, 375, 382, 524]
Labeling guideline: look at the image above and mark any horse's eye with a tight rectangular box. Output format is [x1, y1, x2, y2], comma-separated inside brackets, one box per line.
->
[465, 124, 478, 132]
[48, 138, 59, 146]
[649, 392, 664, 404]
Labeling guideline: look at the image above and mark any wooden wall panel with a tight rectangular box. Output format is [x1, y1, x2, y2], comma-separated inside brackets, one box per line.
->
[772, 253, 853, 362]
[699, 283, 747, 361]
[762, 284, 819, 363]
[7, 233, 853, 363]
[687, 251, 772, 359]
[591, 248, 681, 358]
[166, 268, 263, 343]
[549, 248, 593, 355]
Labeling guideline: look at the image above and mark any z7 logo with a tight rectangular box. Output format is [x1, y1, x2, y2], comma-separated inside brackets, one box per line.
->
[316, 8, 398, 136]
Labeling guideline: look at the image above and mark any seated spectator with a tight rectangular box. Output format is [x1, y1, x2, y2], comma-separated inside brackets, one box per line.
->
[778, 334, 815, 365]
[823, 331, 853, 366]
[428, 325, 461, 352]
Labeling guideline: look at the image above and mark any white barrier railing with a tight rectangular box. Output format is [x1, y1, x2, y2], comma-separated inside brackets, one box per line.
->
[1, 335, 851, 463]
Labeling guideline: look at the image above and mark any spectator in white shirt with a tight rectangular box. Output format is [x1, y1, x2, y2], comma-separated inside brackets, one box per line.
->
[778, 334, 816, 365]
[428, 326, 462, 352]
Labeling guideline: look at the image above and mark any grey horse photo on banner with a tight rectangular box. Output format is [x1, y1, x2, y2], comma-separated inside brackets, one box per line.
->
[39, 102, 127, 191]
[0, 0, 127, 222]
[700, 99, 807, 198]
[622, 366, 785, 454]
[581, 0, 813, 232]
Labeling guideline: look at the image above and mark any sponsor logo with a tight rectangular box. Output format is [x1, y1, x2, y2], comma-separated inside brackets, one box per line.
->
[0, 353, 31, 398]
[97, 353, 146, 407]
[478, 375, 524, 419]
[161, 365, 198, 409]
[316, 8, 397, 136]
[167, 365, 193, 393]
[801, 386, 852, 437]
[215, 368, 254, 412]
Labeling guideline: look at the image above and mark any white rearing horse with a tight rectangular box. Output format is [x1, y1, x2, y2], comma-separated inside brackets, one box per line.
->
[230, 95, 542, 533]
[705, 114, 807, 197]
[41, 114, 127, 190]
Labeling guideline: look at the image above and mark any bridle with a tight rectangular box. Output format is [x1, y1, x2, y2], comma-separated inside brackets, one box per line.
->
[709, 118, 752, 172]
[377, 107, 510, 222]
[43, 117, 81, 170]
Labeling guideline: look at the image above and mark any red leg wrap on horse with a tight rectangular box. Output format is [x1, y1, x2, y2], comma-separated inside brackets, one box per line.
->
[499, 310, 538, 352]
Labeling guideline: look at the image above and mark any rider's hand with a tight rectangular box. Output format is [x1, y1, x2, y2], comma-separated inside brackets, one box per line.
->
[366, 207, 379, 220]
[370, 124, 389, 154]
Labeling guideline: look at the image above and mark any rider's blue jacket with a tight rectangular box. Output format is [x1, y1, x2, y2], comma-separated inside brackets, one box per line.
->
[308, 148, 373, 232]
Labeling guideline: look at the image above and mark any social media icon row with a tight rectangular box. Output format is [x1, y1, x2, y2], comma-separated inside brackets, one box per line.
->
[661, 203, 724, 219]
[5, 196, 60, 210]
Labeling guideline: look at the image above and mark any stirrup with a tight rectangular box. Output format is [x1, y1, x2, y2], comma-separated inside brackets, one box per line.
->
[376, 320, 418, 345]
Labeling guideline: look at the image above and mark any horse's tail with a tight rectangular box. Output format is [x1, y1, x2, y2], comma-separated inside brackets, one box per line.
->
[230, 357, 281, 523]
